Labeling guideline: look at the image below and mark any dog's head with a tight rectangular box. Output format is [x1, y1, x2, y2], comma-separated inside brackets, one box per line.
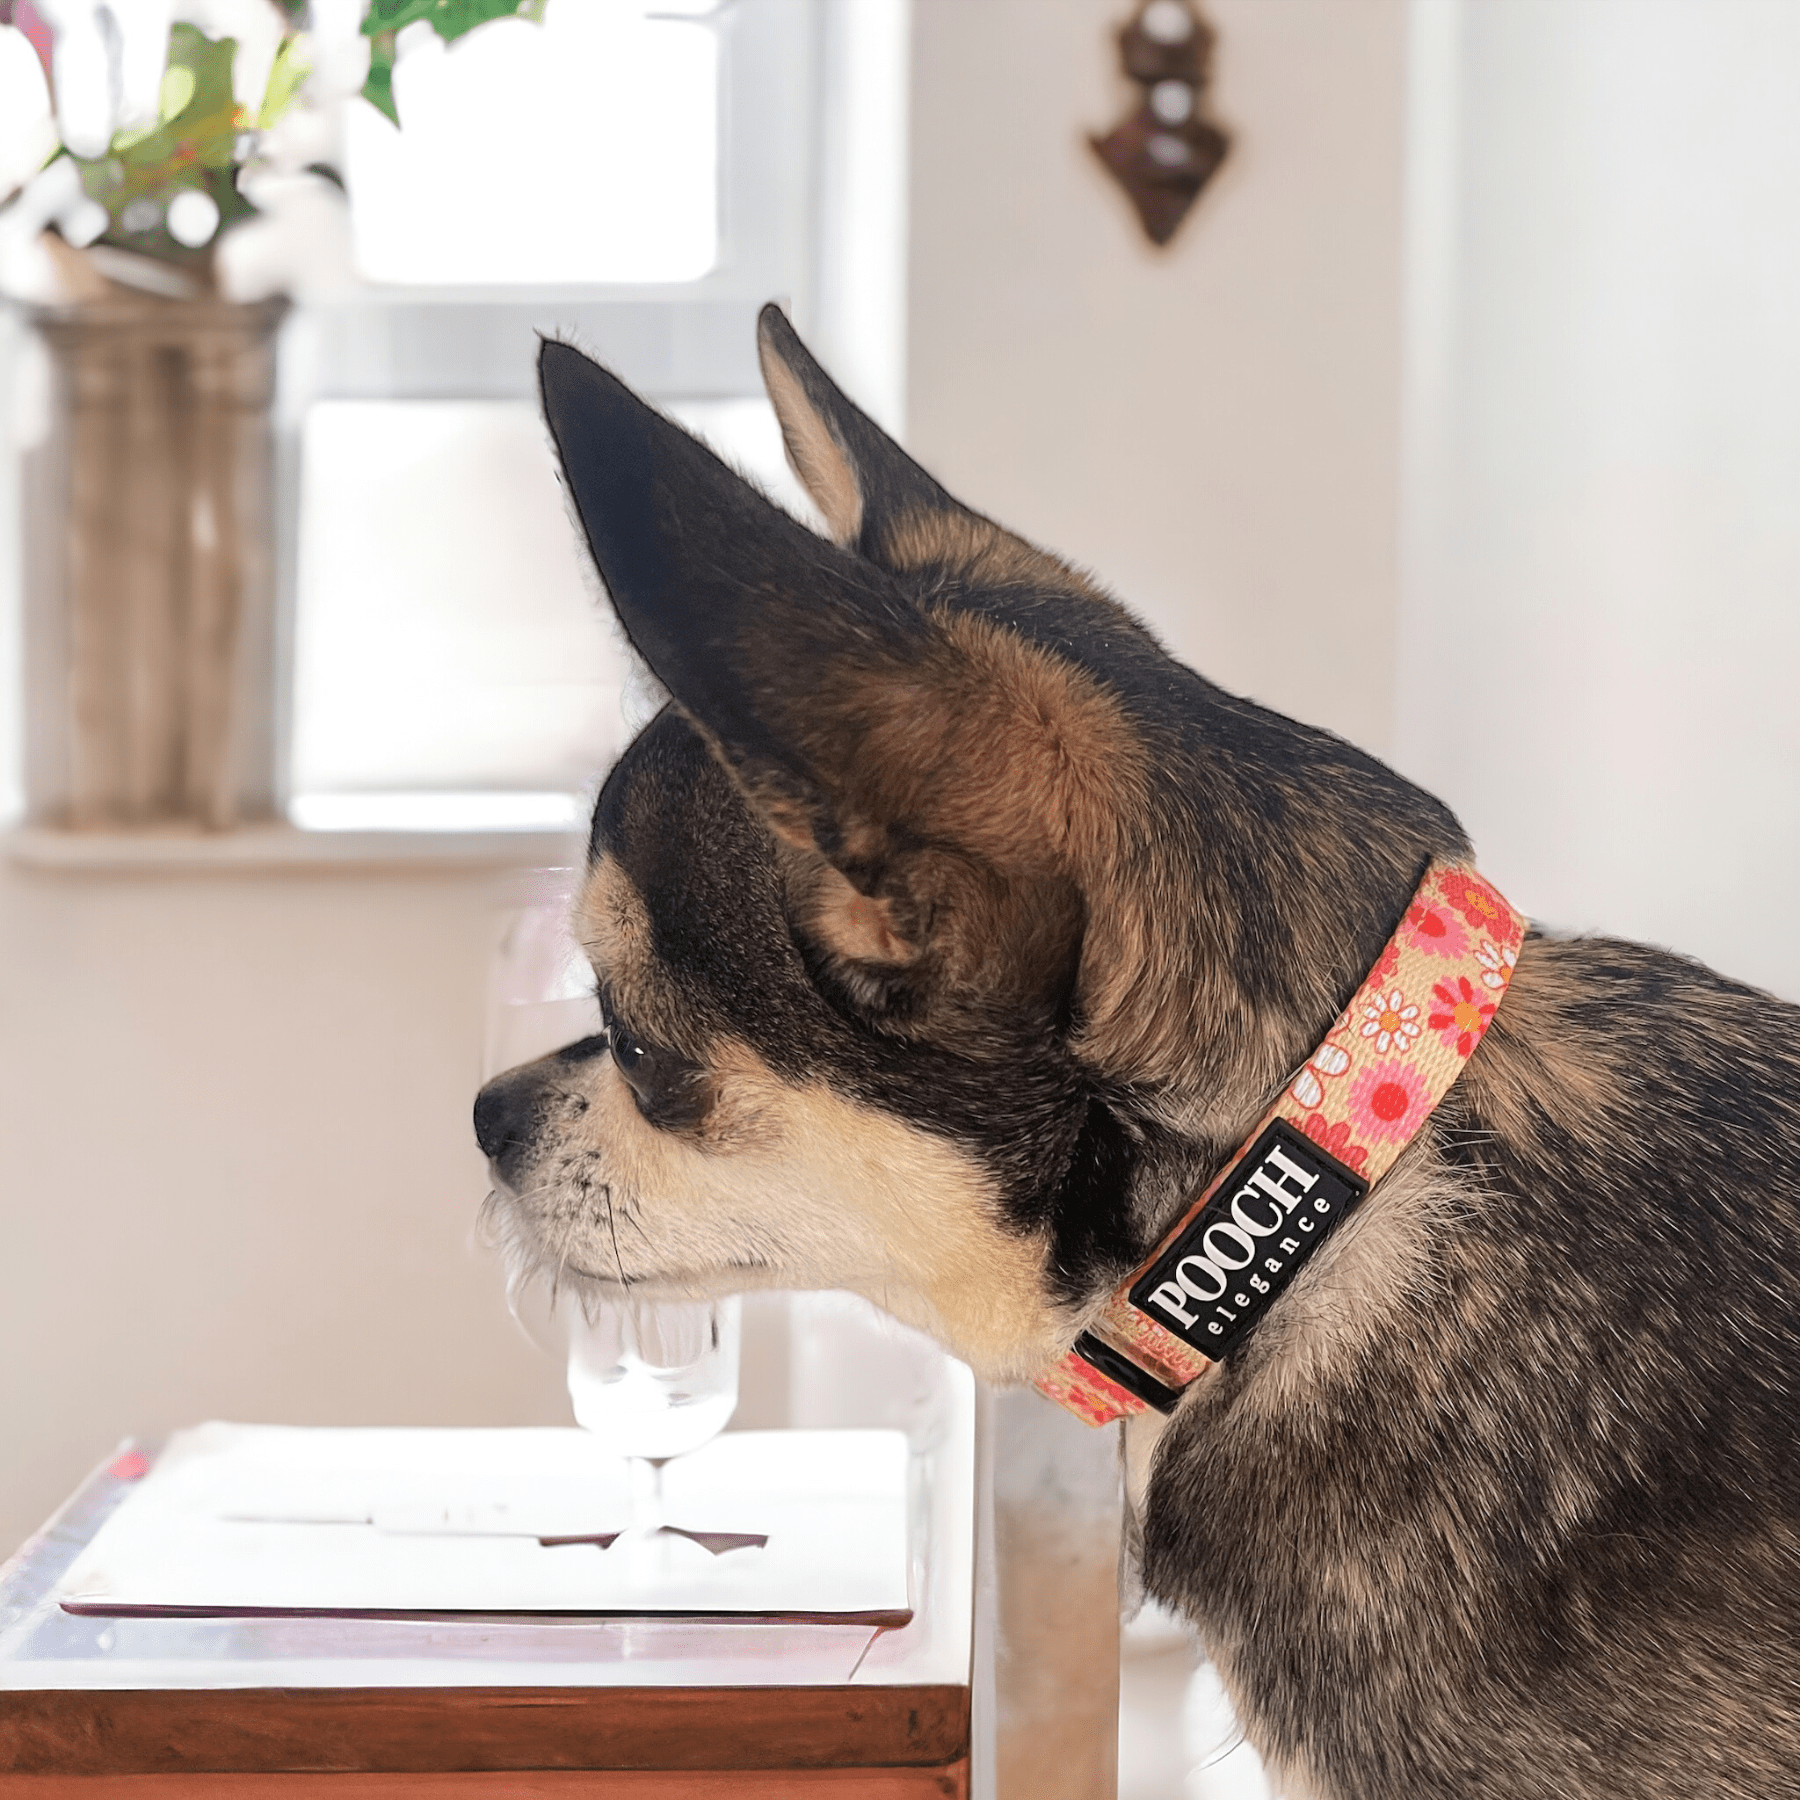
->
[473, 307, 1466, 1381]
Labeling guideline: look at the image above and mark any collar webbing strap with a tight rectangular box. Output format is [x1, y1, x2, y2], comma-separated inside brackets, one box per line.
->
[1036, 861, 1527, 1426]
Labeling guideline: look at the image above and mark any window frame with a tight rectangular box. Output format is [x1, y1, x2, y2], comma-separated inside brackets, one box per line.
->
[273, 0, 832, 818]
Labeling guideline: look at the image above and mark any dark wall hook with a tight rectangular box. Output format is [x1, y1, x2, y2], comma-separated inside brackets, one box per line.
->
[1090, 0, 1230, 247]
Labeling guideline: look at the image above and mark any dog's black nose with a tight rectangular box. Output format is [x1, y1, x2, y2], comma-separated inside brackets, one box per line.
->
[474, 1070, 539, 1171]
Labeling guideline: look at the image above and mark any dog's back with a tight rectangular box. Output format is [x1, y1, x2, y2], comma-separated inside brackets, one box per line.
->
[1154, 933, 1800, 1799]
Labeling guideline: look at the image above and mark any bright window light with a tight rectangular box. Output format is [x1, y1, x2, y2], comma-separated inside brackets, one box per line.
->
[291, 399, 627, 803]
[343, 1, 720, 286]
[289, 395, 813, 818]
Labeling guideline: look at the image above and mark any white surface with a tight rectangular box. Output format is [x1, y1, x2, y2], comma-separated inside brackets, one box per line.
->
[288, 792, 585, 834]
[3, 822, 579, 868]
[0, 1321, 973, 1692]
[1398, 0, 1800, 1001]
[291, 399, 629, 799]
[55, 1424, 911, 1619]
[812, 0, 912, 437]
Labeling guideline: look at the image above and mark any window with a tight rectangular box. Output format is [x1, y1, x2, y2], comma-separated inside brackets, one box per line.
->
[285, 0, 907, 832]
[340, 1, 721, 287]
[288, 394, 814, 830]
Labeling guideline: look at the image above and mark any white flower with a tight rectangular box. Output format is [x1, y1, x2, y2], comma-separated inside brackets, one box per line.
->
[1359, 989, 1422, 1055]
[1289, 1040, 1351, 1107]
[1476, 940, 1519, 991]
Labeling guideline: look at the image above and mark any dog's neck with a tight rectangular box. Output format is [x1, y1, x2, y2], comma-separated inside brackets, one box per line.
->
[1043, 861, 1527, 1425]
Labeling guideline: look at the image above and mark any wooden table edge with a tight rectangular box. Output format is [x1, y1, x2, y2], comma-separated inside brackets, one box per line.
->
[0, 1682, 972, 1775]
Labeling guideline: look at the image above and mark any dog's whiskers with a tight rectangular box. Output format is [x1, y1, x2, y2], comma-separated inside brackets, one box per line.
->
[603, 1185, 631, 1289]
[481, 1183, 626, 1325]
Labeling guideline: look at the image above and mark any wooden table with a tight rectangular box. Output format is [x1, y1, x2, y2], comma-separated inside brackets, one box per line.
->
[0, 1410, 975, 1798]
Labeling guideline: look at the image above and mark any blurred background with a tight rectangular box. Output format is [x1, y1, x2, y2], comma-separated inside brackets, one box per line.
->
[5, 2, 1800, 1794]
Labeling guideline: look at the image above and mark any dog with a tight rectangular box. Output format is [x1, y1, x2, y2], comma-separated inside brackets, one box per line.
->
[474, 306, 1800, 1799]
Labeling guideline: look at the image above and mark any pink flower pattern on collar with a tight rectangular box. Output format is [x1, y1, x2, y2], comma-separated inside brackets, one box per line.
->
[1429, 974, 1496, 1058]
[1347, 1060, 1434, 1142]
[1401, 900, 1471, 959]
[1036, 860, 1529, 1427]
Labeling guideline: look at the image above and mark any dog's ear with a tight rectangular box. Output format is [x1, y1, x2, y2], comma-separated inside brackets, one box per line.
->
[541, 337, 1134, 1026]
[539, 335, 922, 845]
[755, 305, 1070, 594]
[755, 303, 953, 553]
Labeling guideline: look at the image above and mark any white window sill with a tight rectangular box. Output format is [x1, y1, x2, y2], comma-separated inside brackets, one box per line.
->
[4, 822, 584, 874]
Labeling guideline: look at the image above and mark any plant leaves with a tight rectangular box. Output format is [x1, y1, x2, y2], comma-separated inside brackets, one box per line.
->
[67, 21, 260, 278]
[362, 0, 538, 43]
[259, 31, 311, 130]
[109, 23, 243, 169]
[357, 0, 546, 124]
[159, 63, 197, 123]
[86, 161, 255, 276]
[361, 30, 398, 125]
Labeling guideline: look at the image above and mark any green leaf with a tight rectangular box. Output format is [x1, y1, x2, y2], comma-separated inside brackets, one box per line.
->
[159, 63, 197, 123]
[66, 17, 266, 277]
[356, 0, 543, 125]
[207, 164, 259, 233]
[84, 161, 259, 277]
[361, 30, 399, 125]
[167, 22, 240, 122]
[360, 0, 542, 49]
[105, 24, 243, 172]
[434, 0, 541, 40]
[362, 0, 440, 32]
[259, 32, 311, 130]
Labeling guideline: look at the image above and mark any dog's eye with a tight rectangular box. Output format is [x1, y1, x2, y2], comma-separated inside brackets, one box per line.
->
[601, 1018, 710, 1132]
[609, 1024, 647, 1075]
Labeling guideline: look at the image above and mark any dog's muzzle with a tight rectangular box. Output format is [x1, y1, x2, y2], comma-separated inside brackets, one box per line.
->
[472, 1069, 541, 1189]
[473, 1034, 611, 1189]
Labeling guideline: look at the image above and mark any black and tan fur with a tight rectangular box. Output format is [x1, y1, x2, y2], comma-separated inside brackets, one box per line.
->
[475, 308, 1800, 1798]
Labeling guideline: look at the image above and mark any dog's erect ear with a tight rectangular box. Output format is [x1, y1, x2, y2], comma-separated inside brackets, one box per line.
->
[756, 305, 1098, 596]
[541, 336, 1135, 1024]
[755, 303, 959, 554]
[539, 334, 917, 837]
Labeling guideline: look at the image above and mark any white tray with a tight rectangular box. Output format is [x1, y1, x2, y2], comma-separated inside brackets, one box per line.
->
[53, 1423, 911, 1622]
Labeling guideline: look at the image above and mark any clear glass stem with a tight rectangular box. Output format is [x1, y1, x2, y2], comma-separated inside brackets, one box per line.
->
[630, 1455, 667, 1533]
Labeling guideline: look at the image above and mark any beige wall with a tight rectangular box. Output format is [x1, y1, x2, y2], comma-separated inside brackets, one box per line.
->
[907, 0, 1409, 754]
[1397, 0, 1800, 1001]
[0, 2, 1412, 1553]
[0, 858, 571, 1553]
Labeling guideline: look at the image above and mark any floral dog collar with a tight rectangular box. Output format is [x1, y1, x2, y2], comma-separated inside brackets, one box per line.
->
[1036, 861, 1528, 1426]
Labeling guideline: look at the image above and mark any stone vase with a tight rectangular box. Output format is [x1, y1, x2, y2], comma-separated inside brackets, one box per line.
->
[23, 295, 287, 831]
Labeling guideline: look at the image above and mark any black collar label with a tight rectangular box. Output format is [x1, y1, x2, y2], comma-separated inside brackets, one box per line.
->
[1127, 1118, 1368, 1361]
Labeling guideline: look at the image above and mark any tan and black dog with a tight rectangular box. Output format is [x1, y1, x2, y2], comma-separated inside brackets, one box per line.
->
[475, 307, 1800, 1800]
